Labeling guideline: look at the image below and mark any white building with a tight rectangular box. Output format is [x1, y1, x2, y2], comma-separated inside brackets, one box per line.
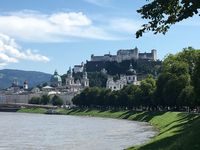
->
[106, 76, 127, 91]
[65, 67, 89, 92]
[106, 64, 139, 91]
[73, 62, 84, 73]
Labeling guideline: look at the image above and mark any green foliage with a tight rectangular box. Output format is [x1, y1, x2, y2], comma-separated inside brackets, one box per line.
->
[88, 72, 108, 87]
[155, 47, 200, 108]
[136, 0, 200, 38]
[86, 59, 161, 77]
[28, 95, 50, 105]
[73, 76, 156, 109]
[74, 47, 200, 110]
[28, 97, 41, 104]
[193, 57, 200, 104]
[51, 95, 64, 106]
[40, 95, 50, 105]
[18, 108, 47, 114]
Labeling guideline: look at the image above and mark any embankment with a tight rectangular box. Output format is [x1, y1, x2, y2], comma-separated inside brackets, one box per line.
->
[17, 108, 200, 150]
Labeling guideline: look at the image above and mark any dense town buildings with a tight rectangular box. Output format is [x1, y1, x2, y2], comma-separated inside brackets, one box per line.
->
[0, 47, 156, 104]
[0, 68, 90, 105]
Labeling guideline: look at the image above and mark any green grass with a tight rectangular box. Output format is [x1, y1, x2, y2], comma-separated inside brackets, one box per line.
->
[17, 108, 47, 114]
[18, 108, 200, 150]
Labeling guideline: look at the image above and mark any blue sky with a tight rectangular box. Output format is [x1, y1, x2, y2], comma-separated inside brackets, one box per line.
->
[0, 0, 199, 74]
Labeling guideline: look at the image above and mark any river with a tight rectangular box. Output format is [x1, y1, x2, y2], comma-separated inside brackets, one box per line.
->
[0, 112, 156, 150]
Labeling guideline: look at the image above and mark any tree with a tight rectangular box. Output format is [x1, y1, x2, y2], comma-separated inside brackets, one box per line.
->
[28, 97, 41, 104]
[154, 48, 200, 108]
[136, 0, 200, 38]
[51, 95, 64, 106]
[40, 95, 50, 105]
[177, 85, 196, 108]
[88, 72, 108, 87]
[192, 57, 200, 104]
[137, 75, 156, 108]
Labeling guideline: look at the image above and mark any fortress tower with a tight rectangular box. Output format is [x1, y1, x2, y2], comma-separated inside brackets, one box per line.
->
[151, 49, 157, 61]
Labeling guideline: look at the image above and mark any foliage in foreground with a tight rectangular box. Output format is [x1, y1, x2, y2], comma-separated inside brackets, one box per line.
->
[136, 0, 200, 38]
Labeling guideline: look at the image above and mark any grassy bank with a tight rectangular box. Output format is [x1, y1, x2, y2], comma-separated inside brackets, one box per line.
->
[18, 108, 200, 150]
[17, 107, 47, 114]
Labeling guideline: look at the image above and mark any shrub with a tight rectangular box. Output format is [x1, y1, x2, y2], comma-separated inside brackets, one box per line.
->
[51, 95, 64, 106]
[28, 97, 41, 104]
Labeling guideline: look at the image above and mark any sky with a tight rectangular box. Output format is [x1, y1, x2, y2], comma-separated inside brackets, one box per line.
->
[0, 0, 200, 74]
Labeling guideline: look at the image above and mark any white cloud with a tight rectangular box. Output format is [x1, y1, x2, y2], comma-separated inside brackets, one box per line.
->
[109, 19, 141, 33]
[0, 33, 50, 68]
[0, 10, 141, 42]
[0, 11, 116, 42]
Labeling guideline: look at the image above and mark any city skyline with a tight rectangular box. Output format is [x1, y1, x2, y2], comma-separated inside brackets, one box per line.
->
[0, 0, 200, 74]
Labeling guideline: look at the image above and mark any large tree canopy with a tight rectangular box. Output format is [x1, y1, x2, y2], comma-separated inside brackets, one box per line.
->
[136, 0, 200, 38]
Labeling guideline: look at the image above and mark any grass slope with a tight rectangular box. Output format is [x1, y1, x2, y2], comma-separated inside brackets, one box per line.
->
[18, 108, 47, 114]
[18, 108, 200, 150]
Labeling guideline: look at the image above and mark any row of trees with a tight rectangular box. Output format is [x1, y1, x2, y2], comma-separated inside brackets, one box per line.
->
[72, 75, 157, 110]
[29, 95, 64, 106]
[73, 48, 200, 111]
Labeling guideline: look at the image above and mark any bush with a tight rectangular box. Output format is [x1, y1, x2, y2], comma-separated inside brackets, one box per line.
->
[40, 95, 50, 105]
[28, 97, 41, 104]
[51, 95, 64, 106]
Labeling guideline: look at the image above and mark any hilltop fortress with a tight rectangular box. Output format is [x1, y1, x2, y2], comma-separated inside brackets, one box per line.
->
[90, 47, 157, 62]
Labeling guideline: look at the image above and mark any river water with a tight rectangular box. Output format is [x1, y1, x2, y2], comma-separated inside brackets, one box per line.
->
[0, 112, 156, 150]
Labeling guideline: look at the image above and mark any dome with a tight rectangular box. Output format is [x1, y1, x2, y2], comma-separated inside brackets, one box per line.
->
[51, 70, 62, 82]
[126, 64, 136, 75]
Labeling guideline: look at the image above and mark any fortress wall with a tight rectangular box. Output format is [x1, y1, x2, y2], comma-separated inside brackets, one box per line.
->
[91, 49, 156, 62]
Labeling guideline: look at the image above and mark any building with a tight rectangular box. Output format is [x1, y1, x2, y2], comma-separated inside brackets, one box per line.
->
[106, 76, 127, 91]
[73, 62, 84, 73]
[91, 47, 157, 63]
[6, 79, 29, 94]
[0, 68, 90, 105]
[106, 64, 139, 91]
[50, 70, 62, 87]
[23, 80, 29, 90]
[65, 67, 89, 92]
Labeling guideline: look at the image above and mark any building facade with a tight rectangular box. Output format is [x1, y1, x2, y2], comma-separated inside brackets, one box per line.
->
[73, 62, 84, 73]
[91, 47, 157, 62]
[106, 64, 140, 91]
[0, 68, 90, 105]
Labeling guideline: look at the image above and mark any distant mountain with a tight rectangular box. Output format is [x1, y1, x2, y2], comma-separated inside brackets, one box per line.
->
[0, 69, 52, 89]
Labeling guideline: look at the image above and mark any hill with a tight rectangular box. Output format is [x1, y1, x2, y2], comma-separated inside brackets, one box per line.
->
[0, 69, 51, 89]
[86, 59, 162, 76]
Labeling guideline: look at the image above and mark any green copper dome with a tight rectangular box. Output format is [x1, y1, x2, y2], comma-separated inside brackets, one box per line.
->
[51, 70, 62, 82]
[126, 64, 136, 75]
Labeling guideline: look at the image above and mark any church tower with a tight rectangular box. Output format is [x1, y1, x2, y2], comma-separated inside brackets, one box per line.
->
[81, 69, 89, 87]
[23, 80, 28, 90]
[65, 67, 74, 86]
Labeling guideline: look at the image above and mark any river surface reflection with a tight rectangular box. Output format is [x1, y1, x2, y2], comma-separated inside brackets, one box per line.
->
[0, 112, 157, 150]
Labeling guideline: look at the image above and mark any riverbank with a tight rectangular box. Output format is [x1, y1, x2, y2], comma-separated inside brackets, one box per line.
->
[18, 108, 200, 150]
